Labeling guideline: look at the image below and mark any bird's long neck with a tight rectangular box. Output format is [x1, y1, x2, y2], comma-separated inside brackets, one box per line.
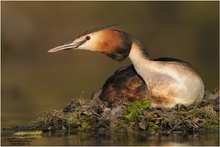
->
[128, 39, 153, 82]
[129, 38, 151, 65]
[129, 38, 150, 59]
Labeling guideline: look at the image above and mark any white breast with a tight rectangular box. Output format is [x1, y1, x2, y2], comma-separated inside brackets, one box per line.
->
[129, 44, 204, 108]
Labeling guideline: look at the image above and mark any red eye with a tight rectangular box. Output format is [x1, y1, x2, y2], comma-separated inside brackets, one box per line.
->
[86, 36, 90, 40]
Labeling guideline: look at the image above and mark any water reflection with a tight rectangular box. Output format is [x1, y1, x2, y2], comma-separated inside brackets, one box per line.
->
[2, 129, 219, 146]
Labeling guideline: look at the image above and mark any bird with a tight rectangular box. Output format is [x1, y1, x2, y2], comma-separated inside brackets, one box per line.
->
[48, 24, 205, 108]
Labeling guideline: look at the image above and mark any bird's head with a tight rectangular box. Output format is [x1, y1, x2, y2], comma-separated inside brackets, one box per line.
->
[48, 25, 133, 61]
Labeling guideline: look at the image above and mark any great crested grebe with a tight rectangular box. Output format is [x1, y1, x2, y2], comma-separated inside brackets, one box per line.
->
[48, 25, 205, 108]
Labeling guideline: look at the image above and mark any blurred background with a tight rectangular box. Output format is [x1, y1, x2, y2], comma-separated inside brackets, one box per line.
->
[1, 2, 219, 127]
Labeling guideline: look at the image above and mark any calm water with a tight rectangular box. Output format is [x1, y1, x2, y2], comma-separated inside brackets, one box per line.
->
[1, 128, 219, 146]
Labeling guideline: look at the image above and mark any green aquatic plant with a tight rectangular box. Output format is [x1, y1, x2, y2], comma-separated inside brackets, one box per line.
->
[125, 99, 151, 120]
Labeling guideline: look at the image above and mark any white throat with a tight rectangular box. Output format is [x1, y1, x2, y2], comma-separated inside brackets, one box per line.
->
[128, 42, 151, 81]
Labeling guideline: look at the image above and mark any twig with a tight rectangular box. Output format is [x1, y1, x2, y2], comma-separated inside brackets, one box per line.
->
[167, 117, 189, 134]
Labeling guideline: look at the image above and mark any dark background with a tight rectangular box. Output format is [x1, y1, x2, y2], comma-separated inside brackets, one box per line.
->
[1, 2, 219, 127]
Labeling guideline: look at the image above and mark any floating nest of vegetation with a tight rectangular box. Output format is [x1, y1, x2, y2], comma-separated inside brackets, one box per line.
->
[27, 89, 219, 134]
[5, 89, 220, 136]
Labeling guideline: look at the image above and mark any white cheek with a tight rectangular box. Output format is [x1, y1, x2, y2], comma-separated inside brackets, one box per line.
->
[76, 33, 101, 51]
[78, 41, 97, 51]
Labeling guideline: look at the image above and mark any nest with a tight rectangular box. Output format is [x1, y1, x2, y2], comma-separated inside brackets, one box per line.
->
[27, 89, 219, 135]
